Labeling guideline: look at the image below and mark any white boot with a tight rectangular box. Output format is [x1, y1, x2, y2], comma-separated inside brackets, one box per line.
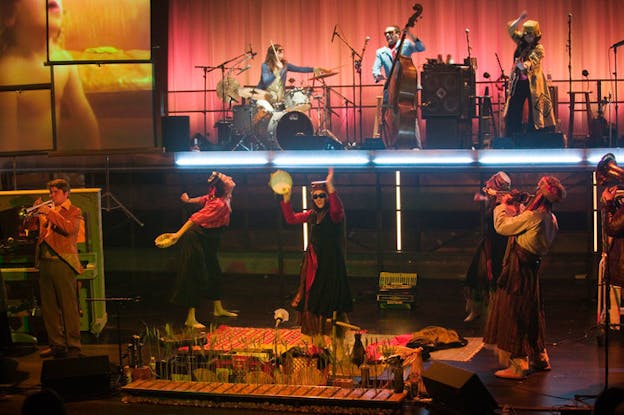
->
[495, 357, 528, 380]
[213, 300, 238, 317]
[184, 307, 206, 329]
[463, 299, 481, 322]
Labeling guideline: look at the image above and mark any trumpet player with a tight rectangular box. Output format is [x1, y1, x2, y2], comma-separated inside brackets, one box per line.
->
[36, 179, 84, 359]
[483, 176, 566, 379]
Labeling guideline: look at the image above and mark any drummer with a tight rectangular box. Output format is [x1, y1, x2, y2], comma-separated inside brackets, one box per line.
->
[257, 44, 330, 106]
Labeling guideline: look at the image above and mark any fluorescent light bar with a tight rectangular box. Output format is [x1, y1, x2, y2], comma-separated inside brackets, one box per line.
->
[273, 151, 369, 166]
[479, 150, 583, 165]
[175, 152, 268, 166]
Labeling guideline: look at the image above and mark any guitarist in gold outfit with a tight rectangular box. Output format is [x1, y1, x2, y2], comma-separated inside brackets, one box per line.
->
[504, 12, 556, 139]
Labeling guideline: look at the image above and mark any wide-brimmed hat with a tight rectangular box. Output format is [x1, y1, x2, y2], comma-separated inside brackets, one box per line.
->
[522, 20, 541, 38]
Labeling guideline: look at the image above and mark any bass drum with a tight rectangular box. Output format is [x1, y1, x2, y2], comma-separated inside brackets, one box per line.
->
[269, 111, 314, 150]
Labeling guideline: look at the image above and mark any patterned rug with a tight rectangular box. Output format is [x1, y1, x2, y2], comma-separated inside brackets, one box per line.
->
[202, 326, 483, 362]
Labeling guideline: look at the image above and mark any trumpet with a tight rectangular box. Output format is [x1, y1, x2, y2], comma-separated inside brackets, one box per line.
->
[19, 200, 54, 218]
[483, 187, 534, 204]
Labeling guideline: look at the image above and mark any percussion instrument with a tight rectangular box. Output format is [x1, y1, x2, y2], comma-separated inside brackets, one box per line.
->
[271, 111, 314, 149]
[283, 88, 311, 112]
[232, 104, 256, 135]
[269, 170, 293, 195]
[238, 87, 270, 101]
[216, 77, 241, 103]
[309, 72, 339, 81]
[155, 233, 177, 248]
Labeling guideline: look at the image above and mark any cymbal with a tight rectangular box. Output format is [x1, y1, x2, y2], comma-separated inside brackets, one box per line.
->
[238, 87, 270, 101]
[309, 71, 339, 81]
[216, 77, 241, 103]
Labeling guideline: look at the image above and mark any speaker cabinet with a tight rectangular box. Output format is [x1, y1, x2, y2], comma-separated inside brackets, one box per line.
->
[422, 362, 497, 415]
[161, 116, 190, 152]
[278, 135, 344, 150]
[422, 64, 475, 119]
[425, 118, 471, 149]
[41, 355, 111, 401]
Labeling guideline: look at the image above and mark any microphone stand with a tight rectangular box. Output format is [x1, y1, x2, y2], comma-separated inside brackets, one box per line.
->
[614, 46, 619, 146]
[566, 14, 573, 141]
[333, 31, 363, 145]
[195, 52, 248, 141]
[331, 87, 356, 146]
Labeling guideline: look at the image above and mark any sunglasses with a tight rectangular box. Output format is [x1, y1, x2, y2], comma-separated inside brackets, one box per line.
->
[312, 193, 327, 200]
[384, 31, 396, 35]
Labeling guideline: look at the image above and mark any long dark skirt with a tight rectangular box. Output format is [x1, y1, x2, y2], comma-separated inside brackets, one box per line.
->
[170, 225, 223, 308]
[483, 242, 546, 358]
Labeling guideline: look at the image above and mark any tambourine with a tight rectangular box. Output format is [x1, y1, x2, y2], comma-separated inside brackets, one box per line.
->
[269, 170, 292, 195]
[155, 233, 177, 248]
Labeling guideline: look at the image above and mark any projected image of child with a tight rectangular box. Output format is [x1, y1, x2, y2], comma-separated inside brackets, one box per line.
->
[0, 0, 100, 153]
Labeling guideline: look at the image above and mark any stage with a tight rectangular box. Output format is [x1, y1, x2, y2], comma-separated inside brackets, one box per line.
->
[1, 276, 621, 415]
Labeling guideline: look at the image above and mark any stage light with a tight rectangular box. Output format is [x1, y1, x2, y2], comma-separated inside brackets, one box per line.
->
[373, 150, 475, 166]
[479, 149, 583, 165]
[273, 151, 370, 167]
[175, 152, 269, 166]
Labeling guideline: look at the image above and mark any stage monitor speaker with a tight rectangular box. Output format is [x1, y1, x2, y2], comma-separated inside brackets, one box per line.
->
[422, 64, 475, 119]
[162, 116, 190, 152]
[425, 118, 470, 149]
[41, 355, 111, 401]
[361, 138, 386, 150]
[423, 362, 497, 415]
[278, 135, 344, 150]
[513, 132, 565, 148]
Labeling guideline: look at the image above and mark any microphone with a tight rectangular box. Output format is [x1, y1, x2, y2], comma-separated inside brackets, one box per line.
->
[360, 36, 370, 58]
[246, 46, 257, 58]
[465, 28, 470, 34]
[331, 24, 337, 43]
[611, 39, 624, 49]
[237, 65, 251, 75]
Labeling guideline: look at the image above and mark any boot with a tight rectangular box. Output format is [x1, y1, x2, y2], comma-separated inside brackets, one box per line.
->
[531, 350, 552, 372]
[184, 307, 206, 330]
[495, 357, 528, 380]
[463, 299, 481, 322]
[213, 300, 238, 317]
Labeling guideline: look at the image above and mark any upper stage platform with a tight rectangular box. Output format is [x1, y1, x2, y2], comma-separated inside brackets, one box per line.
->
[0, 147, 622, 174]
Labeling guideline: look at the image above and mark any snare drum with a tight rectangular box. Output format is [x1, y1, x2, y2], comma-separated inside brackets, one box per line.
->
[283, 88, 311, 112]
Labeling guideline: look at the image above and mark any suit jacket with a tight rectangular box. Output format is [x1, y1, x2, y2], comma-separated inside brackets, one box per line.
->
[37, 199, 84, 275]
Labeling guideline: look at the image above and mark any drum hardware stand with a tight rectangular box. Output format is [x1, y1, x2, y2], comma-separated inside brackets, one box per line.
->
[195, 52, 249, 141]
[475, 87, 498, 149]
[101, 155, 144, 227]
[332, 29, 362, 144]
[86, 296, 141, 385]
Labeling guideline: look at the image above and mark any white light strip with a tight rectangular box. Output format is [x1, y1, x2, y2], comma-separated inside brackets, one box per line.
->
[175, 152, 268, 166]
[302, 185, 308, 251]
[374, 152, 474, 165]
[273, 152, 369, 166]
[396, 171, 402, 252]
[479, 151, 583, 165]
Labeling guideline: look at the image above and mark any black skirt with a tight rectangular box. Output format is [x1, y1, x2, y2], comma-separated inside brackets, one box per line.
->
[170, 225, 224, 308]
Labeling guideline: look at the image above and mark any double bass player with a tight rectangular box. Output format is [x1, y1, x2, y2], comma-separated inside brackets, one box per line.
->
[372, 5, 426, 149]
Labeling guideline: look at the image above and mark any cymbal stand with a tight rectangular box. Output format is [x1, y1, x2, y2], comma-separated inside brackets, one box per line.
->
[333, 31, 363, 144]
[194, 53, 248, 141]
[102, 155, 144, 227]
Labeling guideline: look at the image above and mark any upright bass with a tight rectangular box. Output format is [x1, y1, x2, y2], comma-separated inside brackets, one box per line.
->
[383, 4, 423, 149]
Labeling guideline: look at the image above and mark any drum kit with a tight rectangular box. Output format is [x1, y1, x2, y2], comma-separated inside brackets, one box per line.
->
[217, 71, 339, 151]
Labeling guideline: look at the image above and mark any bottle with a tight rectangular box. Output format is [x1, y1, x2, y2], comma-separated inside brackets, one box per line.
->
[351, 332, 365, 368]
[149, 356, 156, 378]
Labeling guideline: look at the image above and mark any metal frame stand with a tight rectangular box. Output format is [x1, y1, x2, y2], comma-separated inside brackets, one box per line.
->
[101, 156, 144, 227]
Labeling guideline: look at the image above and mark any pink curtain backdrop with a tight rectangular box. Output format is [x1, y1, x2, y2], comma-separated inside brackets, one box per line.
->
[168, 0, 624, 146]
